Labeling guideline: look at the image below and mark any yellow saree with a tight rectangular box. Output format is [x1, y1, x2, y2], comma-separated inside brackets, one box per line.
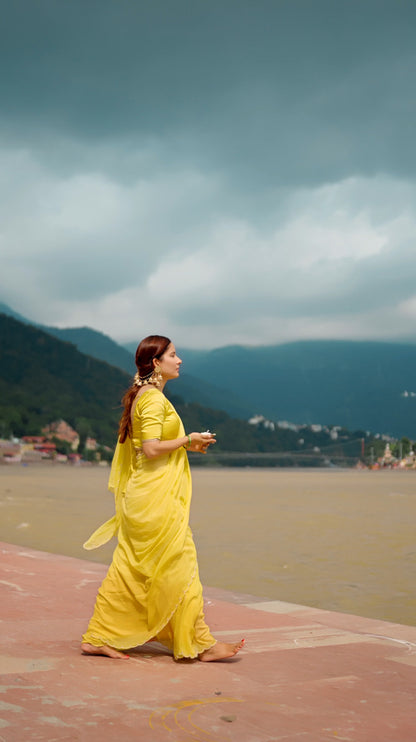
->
[82, 389, 215, 659]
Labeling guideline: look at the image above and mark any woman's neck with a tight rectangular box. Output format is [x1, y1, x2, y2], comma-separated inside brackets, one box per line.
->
[137, 381, 165, 394]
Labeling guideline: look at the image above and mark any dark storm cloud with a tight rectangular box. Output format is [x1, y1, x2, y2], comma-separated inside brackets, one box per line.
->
[1, 0, 416, 347]
[1, 0, 415, 186]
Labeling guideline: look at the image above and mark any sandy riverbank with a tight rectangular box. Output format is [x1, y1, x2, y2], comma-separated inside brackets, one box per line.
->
[1, 464, 415, 626]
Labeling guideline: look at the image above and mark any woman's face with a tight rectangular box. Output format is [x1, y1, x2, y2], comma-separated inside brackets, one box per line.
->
[156, 343, 182, 380]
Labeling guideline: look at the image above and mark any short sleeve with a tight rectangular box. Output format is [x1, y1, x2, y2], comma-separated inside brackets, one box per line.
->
[138, 390, 166, 441]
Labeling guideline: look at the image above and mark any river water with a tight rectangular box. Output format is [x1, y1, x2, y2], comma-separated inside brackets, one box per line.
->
[1, 464, 415, 626]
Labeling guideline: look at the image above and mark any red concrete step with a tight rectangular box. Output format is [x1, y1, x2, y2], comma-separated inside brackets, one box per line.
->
[1, 541, 416, 741]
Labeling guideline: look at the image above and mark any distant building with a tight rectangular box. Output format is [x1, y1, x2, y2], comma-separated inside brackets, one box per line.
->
[277, 420, 301, 432]
[19, 436, 57, 460]
[35, 441, 57, 457]
[0, 440, 22, 463]
[85, 437, 98, 451]
[310, 424, 323, 433]
[248, 414, 275, 431]
[42, 420, 80, 450]
[248, 415, 265, 426]
[384, 443, 392, 460]
[379, 442, 396, 468]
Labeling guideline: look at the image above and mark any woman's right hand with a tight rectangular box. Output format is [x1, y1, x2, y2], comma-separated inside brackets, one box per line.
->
[187, 432, 216, 453]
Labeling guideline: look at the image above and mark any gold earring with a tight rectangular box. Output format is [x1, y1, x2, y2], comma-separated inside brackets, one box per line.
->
[151, 365, 162, 386]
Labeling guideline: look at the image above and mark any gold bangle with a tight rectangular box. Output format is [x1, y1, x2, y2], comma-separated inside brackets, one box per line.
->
[183, 434, 191, 449]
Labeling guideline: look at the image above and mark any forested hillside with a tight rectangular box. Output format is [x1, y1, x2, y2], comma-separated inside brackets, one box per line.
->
[0, 314, 368, 464]
[0, 314, 129, 445]
[0, 303, 252, 419]
[3, 301, 416, 438]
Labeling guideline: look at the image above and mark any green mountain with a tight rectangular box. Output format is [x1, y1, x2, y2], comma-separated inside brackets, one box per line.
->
[43, 325, 136, 376]
[0, 313, 279, 450]
[0, 302, 30, 325]
[177, 341, 416, 438]
[3, 302, 416, 438]
[128, 338, 416, 438]
[0, 303, 251, 419]
[0, 313, 368, 464]
[0, 302, 136, 374]
[0, 314, 130, 445]
[43, 331, 251, 417]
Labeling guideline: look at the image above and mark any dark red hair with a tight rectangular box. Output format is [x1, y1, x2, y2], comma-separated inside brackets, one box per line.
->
[118, 335, 171, 442]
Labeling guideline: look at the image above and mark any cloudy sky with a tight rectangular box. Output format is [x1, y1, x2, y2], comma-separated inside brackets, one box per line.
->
[1, 0, 416, 348]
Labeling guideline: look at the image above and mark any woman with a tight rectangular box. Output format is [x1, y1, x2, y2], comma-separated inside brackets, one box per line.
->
[81, 335, 244, 661]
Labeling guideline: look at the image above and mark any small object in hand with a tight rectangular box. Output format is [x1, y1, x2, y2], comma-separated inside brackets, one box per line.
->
[201, 430, 216, 438]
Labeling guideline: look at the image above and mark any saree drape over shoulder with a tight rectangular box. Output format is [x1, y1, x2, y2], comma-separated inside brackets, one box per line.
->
[82, 389, 215, 659]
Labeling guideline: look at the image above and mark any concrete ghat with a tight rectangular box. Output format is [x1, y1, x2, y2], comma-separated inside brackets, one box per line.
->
[0, 542, 415, 742]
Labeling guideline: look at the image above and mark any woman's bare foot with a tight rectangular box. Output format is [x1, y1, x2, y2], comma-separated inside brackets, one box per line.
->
[81, 642, 129, 659]
[198, 639, 245, 662]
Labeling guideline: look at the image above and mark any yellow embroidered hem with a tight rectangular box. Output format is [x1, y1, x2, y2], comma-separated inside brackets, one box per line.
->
[82, 530, 215, 659]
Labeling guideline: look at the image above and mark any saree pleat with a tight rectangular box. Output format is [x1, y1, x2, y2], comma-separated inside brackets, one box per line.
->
[82, 389, 215, 658]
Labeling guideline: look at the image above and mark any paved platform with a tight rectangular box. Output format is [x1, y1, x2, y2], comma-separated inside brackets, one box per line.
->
[0, 541, 415, 741]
